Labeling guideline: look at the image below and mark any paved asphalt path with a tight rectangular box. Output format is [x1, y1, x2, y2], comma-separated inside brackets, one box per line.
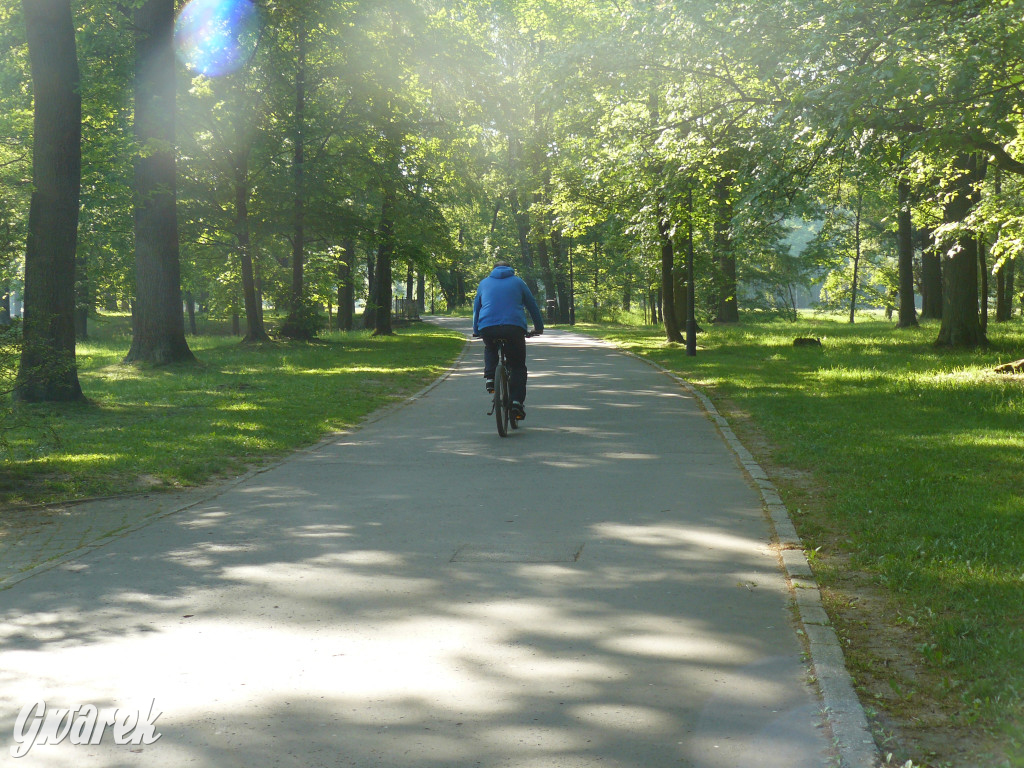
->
[0, 319, 833, 767]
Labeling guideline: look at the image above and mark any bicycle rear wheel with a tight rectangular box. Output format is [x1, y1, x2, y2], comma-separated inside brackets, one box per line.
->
[494, 362, 510, 436]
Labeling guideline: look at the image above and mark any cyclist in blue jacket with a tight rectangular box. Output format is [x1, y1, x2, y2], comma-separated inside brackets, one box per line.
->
[472, 261, 544, 420]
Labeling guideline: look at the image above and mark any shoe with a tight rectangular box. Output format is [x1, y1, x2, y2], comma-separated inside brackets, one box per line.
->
[485, 378, 494, 393]
[511, 401, 525, 420]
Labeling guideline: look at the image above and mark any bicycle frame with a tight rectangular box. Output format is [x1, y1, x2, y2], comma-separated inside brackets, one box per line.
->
[487, 337, 517, 436]
[479, 330, 536, 437]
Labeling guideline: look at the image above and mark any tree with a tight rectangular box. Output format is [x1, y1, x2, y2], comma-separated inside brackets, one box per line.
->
[935, 154, 987, 348]
[77, 1, 137, 332]
[124, 0, 194, 365]
[232, 111, 269, 343]
[279, 5, 311, 339]
[712, 165, 739, 323]
[371, 123, 398, 336]
[178, 67, 271, 343]
[14, 0, 82, 401]
[894, 175, 918, 328]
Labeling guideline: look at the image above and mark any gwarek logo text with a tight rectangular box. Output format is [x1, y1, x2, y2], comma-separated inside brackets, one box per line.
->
[10, 699, 162, 758]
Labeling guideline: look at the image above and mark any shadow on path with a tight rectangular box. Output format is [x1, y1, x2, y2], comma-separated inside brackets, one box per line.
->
[0, 323, 830, 767]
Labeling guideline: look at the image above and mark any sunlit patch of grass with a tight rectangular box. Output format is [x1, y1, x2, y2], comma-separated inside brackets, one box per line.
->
[40, 452, 121, 465]
[581, 314, 1024, 763]
[1, 323, 465, 505]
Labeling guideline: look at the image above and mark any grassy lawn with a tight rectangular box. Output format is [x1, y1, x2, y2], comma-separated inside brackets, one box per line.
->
[577, 314, 1024, 768]
[1, 316, 465, 506]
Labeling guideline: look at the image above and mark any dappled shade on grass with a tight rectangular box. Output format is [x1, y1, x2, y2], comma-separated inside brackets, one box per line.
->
[0, 325, 464, 505]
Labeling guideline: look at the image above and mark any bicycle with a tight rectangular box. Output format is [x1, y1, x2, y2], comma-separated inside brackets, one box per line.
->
[485, 331, 536, 437]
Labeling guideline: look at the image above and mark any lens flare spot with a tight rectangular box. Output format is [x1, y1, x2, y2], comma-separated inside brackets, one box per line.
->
[175, 0, 260, 78]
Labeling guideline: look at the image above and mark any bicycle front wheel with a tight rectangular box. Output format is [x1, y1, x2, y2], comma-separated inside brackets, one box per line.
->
[494, 363, 510, 437]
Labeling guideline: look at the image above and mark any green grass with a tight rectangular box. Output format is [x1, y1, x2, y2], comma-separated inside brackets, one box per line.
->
[1, 317, 465, 505]
[578, 313, 1024, 766]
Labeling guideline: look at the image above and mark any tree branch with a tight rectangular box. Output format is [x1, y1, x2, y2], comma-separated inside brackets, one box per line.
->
[979, 141, 1024, 176]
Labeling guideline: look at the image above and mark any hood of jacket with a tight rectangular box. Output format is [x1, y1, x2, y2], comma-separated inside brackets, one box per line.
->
[489, 265, 516, 280]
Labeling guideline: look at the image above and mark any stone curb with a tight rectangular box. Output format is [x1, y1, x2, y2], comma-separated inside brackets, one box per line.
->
[572, 334, 880, 768]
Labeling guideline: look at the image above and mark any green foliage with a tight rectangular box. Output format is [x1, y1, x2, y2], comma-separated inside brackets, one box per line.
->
[0, 318, 19, 447]
[814, 257, 899, 318]
[278, 294, 325, 339]
[4, 0, 1024, 346]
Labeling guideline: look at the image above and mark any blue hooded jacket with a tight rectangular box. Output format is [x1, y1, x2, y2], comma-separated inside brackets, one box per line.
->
[472, 265, 544, 335]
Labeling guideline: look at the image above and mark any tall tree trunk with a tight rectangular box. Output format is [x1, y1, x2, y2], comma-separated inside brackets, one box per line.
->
[124, 0, 194, 365]
[507, 136, 539, 294]
[996, 256, 1016, 322]
[979, 236, 989, 336]
[685, 187, 698, 355]
[15, 0, 83, 400]
[184, 291, 197, 335]
[74, 247, 88, 340]
[437, 271, 456, 311]
[673, 267, 686, 331]
[996, 262, 1008, 322]
[994, 167, 1015, 322]
[337, 238, 354, 331]
[373, 168, 396, 336]
[649, 88, 684, 342]
[282, 10, 309, 338]
[456, 271, 467, 306]
[0, 220, 11, 326]
[362, 247, 377, 328]
[896, 176, 918, 328]
[713, 170, 739, 323]
[292, 11, 306, 317]
[849, 190, 863, 324]
[534, 226, 556, 307]
[235, 142, 267, 343]
[530, 95, 557, 308]
[550, 229, 571, 323]
[532, 171, 559, 309]
[0, 283, 11, 325]
[416, 271, 425, 313]
[920, 228, 942, 319]
[254, 260, 264, 322]
[936, 154, 987, 348]
[656, 208, 685, 342]
[1010, 260, 1018, 320]
[509, 188, 538, 295]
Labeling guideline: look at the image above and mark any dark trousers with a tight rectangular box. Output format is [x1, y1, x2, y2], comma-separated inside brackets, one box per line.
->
[480, 325, 528, 403]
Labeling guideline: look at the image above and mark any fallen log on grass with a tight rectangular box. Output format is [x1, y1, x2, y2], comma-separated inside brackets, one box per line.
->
[994, 358, 1024, 374]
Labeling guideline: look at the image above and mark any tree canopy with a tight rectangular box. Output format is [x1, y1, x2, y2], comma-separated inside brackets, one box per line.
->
[4, 0, 1024, 394]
